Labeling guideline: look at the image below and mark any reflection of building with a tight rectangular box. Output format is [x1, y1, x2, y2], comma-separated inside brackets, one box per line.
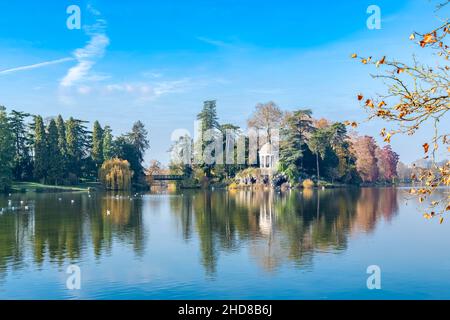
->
[258, 193, 274, 236]
[259, 143, 278, 177]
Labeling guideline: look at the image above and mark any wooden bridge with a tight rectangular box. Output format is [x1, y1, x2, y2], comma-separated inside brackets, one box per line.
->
[150, 175, 184, 181]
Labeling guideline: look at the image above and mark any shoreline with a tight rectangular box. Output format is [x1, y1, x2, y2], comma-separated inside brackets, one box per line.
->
[9, 182, 97, 194]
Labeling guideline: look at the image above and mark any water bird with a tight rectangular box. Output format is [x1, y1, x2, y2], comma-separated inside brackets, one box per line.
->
[106, 210, 111, 216]
[24, 206, 29, 211]
[20, 200, 24, 205]
[71, 200, 75, 204]
[58, 198, 62, 201]
[8, 200, 12, 206]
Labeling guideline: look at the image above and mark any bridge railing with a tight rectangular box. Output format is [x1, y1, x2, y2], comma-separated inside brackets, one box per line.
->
[150, 175, 184, 181]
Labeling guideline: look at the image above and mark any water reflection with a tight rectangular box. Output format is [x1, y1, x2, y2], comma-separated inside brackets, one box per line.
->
[0, 188, 400, 279]
[173, 188, 399, 274]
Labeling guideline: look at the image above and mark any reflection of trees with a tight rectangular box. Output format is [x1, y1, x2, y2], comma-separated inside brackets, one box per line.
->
[169, 188, 400, 275]
[351, 188, 399, 233]
[0, 192, 145, 276]
[87, 193, 146, 257]
[0, 201, 32, 279]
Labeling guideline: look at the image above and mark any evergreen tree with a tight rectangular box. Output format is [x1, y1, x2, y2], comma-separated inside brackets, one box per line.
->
[33, 115, 47, 182]
[92, 120, 104, 167]
[102, 125, 114, 160]
[9, 110, 32, 181]
[0, 106, 15, 192]
[56, 115, 67, 174]
[195, 100, 220, 177]
[307, 127, 330, 182]
[46, 119, 64, 185]
[279, 109, 314, 182]
[197, 100, 219, 133]
[113, 136, 141, 183]
[126, 121, 149, 181]
[66, 117, 91, 179]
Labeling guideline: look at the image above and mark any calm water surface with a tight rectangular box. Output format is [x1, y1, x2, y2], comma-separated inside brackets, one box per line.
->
[0, 188, 449, 299]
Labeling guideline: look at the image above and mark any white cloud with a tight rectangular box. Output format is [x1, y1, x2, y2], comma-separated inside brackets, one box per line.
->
[60, 33, 109, 87]
[60, 7, 109, 88]
[103, 78, 193, 102]
[77, 86, 92, 94]
[0, 57, 74, 75]
[196, 36, 234, 48]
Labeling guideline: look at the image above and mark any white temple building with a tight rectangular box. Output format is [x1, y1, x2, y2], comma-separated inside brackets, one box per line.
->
[259, 142, 278, 176]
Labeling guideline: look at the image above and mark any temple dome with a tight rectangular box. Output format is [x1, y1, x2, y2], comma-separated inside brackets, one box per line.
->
[259, 143, 273, 155]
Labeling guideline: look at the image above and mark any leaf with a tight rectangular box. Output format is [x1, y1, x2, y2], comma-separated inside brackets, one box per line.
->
[397, 68, 405, 74]
[357, 94, 364, 101]
[384, 133, 391, 143]
[376, 56, 386, 67]
[365, 99, 374, 108]
[422, 33, 436, 45]
[378, 101, 386, 108]
[440, 217, 444, 224]
[423, 143, 429, 153]
[409, 33, 415, 40]
[351, 53, 357, 58]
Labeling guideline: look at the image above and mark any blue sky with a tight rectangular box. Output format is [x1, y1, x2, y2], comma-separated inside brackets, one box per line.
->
[0, 0, 448, 164]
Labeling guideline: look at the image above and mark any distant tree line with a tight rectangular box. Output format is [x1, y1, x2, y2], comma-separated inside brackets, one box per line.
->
[0, 105, 149, 192]
[170, 100, 401, 186]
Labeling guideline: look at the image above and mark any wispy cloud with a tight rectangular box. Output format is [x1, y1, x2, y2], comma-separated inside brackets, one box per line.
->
[0, 57, 74, 75]
[103, 78, 194, 102]
[60, 12, 109, 88]
[196, 36, 234, 48]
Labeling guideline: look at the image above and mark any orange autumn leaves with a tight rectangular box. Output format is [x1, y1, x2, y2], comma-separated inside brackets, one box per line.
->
[350, 20, 450, 224]
[423, 143, 430, 154]
[351, 53, 386, 68]
[419, 31, 437, 47]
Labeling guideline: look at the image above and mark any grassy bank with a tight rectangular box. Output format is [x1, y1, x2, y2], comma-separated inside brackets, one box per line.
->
[11, 181, 102, 193]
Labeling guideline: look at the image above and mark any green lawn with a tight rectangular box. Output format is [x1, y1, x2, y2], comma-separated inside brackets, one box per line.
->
[11, 181, 102, 193]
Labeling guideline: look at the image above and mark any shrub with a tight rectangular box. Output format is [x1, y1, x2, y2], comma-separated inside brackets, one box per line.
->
[228, 182, 238, 190]
[302, 179, 315, 189]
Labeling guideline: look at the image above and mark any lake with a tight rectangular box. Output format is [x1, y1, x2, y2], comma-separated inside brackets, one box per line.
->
[0, 187, 449, 299]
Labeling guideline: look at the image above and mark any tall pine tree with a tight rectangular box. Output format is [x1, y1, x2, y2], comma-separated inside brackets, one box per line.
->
[0, 106, 14, 191]
[195, 100, 220, 177]
[46, 119, 64, 185]
[33, 115, 47, 183]
[102, 125, 114, 161]
[56, 115, 67, 174]
[9, 110, 32, 181]
[66, 117, 91, 179]
[92, 120, 104, 167]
